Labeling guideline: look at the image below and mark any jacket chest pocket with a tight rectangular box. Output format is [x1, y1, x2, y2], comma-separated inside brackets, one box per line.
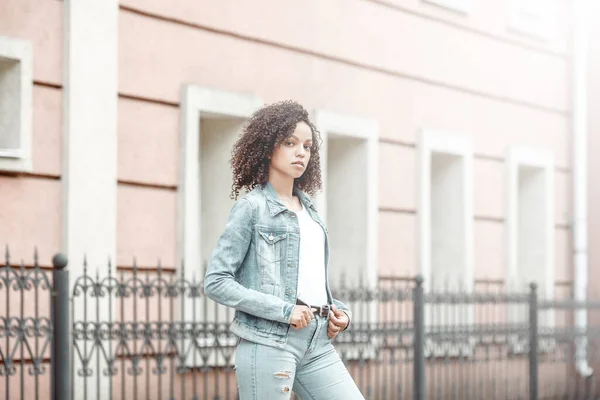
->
[257, 230, 287, 263]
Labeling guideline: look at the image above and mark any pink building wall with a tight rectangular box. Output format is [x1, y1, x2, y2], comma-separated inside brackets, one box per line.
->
[0, 0, 589, 396]
[114, 0, 572, 290]
[0, 0, 62, 267]
[0, 0, 574, 281]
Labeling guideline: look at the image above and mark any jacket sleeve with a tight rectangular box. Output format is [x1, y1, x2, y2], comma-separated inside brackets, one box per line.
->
[203, 198, 296, 324]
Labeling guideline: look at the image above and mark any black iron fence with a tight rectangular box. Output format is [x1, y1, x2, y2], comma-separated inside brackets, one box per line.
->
[2, 249, 600, 400]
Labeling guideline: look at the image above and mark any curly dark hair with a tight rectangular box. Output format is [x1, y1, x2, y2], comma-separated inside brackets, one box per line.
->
[230, 100, 322, 199]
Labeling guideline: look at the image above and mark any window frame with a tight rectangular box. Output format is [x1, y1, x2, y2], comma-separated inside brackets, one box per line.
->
[178, 85, 263, 366]
[418, 129, 475, 357]
[505, 146, 555, 299]
[417, 129, 474, 293]
[313, 110, 379, 290]
[178, 84, 263, 280]
[0, 36, 33, 173]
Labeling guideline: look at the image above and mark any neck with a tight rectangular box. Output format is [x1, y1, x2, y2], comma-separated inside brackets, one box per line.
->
[268, 171, 295, 201]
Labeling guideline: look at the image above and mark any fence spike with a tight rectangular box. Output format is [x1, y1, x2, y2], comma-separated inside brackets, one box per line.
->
[5, 244, 9, 266]
[33, 246, 39, 267]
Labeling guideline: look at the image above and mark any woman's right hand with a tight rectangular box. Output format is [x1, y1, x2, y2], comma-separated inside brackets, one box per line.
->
[289, 305, 317, 329]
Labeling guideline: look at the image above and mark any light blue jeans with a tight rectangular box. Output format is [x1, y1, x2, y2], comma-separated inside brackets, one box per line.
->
[234, 314, 364, 400]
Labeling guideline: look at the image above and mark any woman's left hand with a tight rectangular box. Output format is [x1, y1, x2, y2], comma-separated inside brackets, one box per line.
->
[327, 304, 349, 340]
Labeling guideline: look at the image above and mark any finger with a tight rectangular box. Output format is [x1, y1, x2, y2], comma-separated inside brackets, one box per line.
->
[330, 311, 347, 326]
[331, 304, 344, 316]
[329, 312, 344, 325]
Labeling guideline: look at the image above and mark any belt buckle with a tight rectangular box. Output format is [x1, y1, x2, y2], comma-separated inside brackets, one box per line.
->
[319, 305, 330, 317]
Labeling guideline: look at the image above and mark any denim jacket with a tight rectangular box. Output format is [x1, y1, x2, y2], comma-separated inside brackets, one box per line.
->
[203, 182, 352, 349]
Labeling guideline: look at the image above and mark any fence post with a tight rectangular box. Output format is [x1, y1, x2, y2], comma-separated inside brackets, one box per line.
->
[414, 275, 425, 400]
[529, 282, 538, 400]
[51, 253, 70, 400]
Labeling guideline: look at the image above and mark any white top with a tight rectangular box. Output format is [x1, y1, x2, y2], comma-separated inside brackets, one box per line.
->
[296, 203, 328, 306]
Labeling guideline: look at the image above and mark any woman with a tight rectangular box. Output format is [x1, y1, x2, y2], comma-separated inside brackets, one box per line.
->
[204, 100, 364, 399]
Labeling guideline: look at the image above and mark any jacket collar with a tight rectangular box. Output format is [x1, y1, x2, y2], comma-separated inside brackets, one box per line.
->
[262, 182, 315, 216]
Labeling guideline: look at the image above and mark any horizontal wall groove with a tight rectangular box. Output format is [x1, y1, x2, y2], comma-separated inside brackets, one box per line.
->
[379, 210, 570, 229]
[1, 263, 54, 271]
[379, 138, 416, 148]
[474, 153, 504, 162]
[363, 0, 570, 60]
[376, 142, 572, 174]
[474, 215, 504, 223]
[117, 265, 177, 273]
[378, 275, 573, 288]
[119, 5, 569, 116]
[0, 171, 60, 180]
[379, 207, 416, 214]
[119, 93, 179, 108]
[34, 80, 62, 90]
[118, 179, 177, 191]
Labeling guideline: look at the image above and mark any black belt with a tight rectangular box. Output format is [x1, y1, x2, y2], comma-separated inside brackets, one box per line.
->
[296, 299, 330, 317]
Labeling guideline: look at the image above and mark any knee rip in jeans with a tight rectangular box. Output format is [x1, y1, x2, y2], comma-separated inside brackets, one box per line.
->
[274, 370, 292, 379]
[274, 370, 292, 393]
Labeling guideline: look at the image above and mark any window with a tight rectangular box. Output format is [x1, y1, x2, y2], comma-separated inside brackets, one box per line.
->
[0, 36, 32, 173]
[313, 110, 379, 291]
[418, 129, 474, 293]
[314, 110, 379, 359]
[506, 146, 554, 328]
[423, 0, 473, 14]
[179, 85, 263, 365]
[418, 130, 474, 356]
[507, 0, 558, 39]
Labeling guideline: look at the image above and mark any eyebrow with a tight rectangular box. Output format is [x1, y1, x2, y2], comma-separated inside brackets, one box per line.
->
[290, 135, 313, 143]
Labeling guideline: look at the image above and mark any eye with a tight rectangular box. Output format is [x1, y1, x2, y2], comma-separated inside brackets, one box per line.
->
[285, 141, 294, 147]
[304, 144, 312, 151]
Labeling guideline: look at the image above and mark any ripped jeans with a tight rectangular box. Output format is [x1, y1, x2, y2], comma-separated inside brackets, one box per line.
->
[234, 314, 365, 400]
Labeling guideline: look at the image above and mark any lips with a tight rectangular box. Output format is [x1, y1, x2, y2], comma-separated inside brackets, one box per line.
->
[292, 161, 305, 168]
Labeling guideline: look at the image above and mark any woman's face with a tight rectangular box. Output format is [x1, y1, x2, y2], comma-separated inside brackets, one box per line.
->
[269, 121, 313, 181]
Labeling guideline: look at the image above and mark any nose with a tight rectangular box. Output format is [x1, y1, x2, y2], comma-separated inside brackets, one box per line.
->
[296, 147, 306, 157]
